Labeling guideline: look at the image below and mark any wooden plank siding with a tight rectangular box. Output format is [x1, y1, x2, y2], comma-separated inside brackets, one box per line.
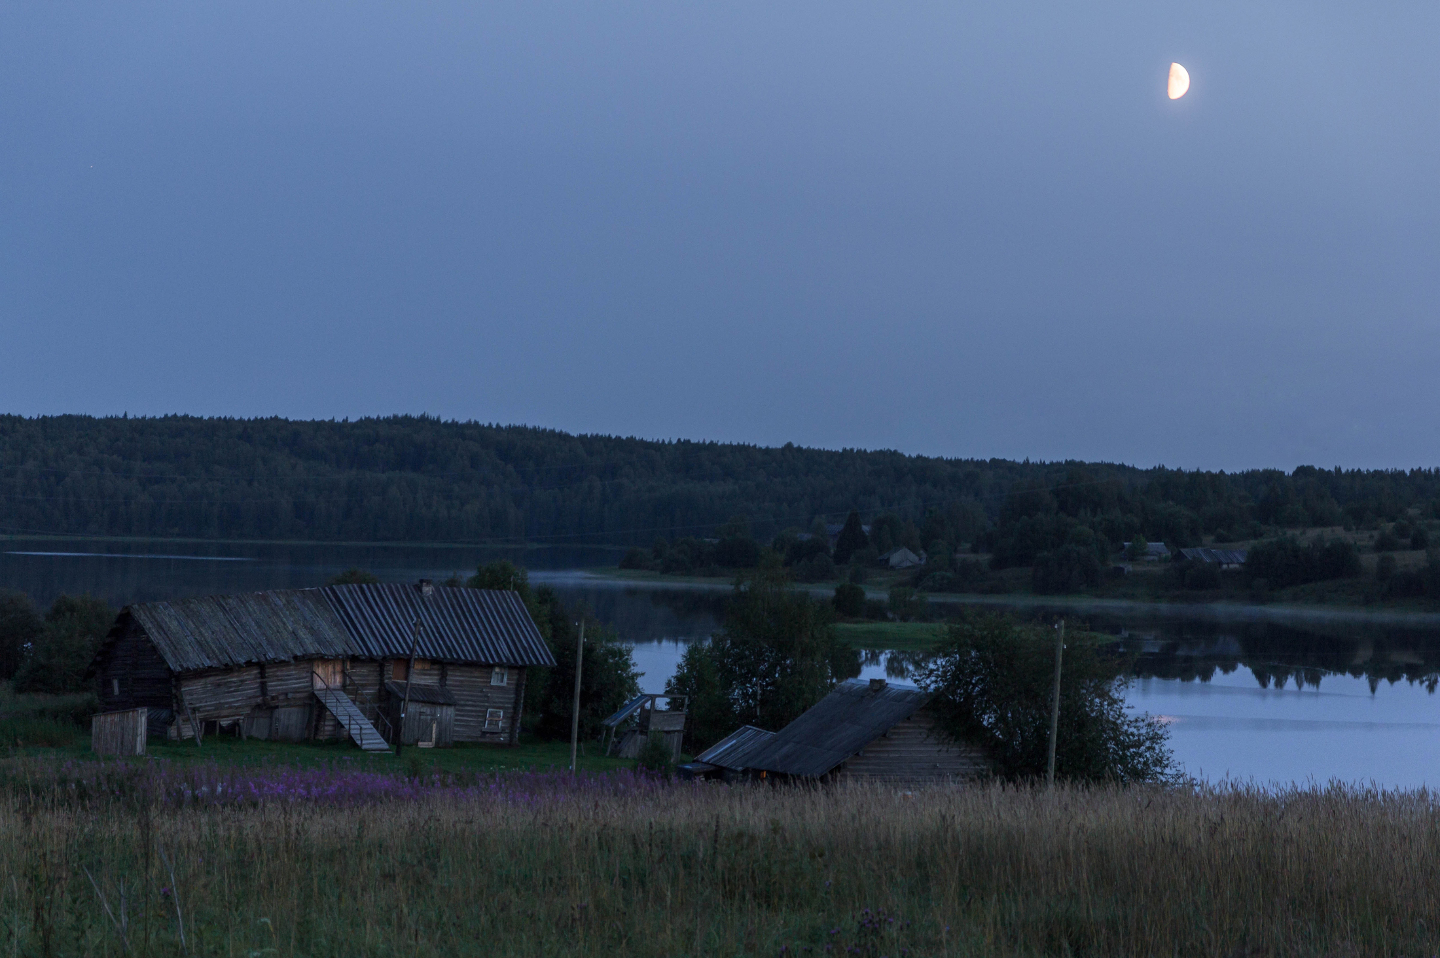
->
[95, 619, 172, 713]
[832, 710, 988, 785]
[446, 665, 524, 743]
[100, 623, 533, 746]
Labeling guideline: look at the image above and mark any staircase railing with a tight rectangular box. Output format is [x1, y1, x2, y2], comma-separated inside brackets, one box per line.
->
[312, 669, 394, 748]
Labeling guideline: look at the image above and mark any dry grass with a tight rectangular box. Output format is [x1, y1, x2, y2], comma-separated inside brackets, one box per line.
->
[1, 768, 1439, 957]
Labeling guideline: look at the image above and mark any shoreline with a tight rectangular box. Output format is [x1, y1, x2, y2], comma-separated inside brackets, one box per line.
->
[563, 568, 1440, 629]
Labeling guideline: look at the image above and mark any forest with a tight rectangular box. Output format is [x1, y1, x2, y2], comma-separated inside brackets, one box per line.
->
[3, 414, 1440, 547]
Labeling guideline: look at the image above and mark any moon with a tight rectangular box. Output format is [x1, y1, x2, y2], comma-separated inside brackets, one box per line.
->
[1168, 62, 1190, 99]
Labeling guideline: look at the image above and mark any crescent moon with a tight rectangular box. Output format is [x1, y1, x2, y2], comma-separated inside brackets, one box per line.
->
[1168, 62, 1190, 99]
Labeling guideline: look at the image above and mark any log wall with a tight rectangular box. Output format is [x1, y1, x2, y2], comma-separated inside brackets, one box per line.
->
[834, 710, 989, 785]
[446, 664, 524, 743]
[95, 620, 172, 713]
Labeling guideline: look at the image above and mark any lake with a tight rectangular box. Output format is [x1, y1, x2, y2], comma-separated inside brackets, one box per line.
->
[6, 537, 1440, 788]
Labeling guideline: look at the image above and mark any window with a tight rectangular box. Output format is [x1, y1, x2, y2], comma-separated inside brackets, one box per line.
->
[484, 709, 504, 732]
[111, 678, 120, 697]
[490, 667, 509, 687]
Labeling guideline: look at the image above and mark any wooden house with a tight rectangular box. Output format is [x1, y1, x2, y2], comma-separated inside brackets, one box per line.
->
[601, 693, 688, 761]
[732, 678, 988, 785]
[88, 581, 555, 749]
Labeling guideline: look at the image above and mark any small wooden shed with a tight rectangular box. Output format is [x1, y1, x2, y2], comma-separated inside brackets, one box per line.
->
[91, 708, 147, 757]
[601, 693, 688, 761]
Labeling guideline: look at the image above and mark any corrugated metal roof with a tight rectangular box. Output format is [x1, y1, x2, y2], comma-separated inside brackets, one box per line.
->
[121, 584, 555, 672]
[322, 584, 553, 668]
[694, 725, 775, 771]
[1178, 547, 1248, 565]
[743, 679, 930, 778]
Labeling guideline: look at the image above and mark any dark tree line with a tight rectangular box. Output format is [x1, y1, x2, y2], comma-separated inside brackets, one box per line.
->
[5, 415, 1440, 549]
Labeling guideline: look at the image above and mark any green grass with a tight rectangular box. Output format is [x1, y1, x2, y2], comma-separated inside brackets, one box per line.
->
[139, 735, 634, 773]
[834, 621, 948, 650]
[0, 776, 1435, 956]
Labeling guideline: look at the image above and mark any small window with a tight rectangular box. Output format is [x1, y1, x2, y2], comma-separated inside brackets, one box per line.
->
[111, 678, 120, 697]
[484, 709, 504, 732]
[490, 667, 509, 687]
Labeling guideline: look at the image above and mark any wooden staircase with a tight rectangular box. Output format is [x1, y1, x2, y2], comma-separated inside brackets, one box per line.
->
[315, 688, 391, 752]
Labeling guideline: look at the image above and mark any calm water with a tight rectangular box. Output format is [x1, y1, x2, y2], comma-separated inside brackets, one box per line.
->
[7, 537, 1440, 788]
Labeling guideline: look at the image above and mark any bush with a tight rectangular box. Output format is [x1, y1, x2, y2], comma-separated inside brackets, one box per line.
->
[0, 717, 81, 748]
[618, 547, 650, 570]
[1183, 561, 1222, 590]
[1376, 529, 1403, 552]
[635, 732, 674, 775]
[917, 614, 1174, 784]
[794, 553, 836, 583]
[1377, 554, 1397, 582]
[832, 583, 866, 618]
[14, 595, 115, 695]
[0, 591, 43, 681]
[1032, 546, 1101, 594]
[887, 586, 927, 622]
[1413, 527, 1431, 551]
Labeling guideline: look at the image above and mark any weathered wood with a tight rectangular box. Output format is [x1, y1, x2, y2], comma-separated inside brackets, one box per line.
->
[91, 708, 147, 756]
[445, 665, 523, 742]
[834, 709, 988, 784]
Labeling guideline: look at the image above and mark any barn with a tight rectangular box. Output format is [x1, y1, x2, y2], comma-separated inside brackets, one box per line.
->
[731, 678, 988, 785]
[88, 581, 556, 748]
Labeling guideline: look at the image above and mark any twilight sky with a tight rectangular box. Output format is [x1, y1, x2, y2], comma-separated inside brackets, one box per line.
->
[1, 2, 1437, 471]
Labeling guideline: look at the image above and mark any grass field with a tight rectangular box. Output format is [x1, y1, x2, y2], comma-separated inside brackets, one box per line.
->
[833, 620, 947, 650]
[0, 763, 1435, 957]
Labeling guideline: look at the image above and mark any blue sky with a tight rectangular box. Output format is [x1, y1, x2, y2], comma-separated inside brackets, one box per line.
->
[1, 2, 1436, 470]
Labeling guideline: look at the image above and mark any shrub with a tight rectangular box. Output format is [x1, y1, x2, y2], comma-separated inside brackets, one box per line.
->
[14, 595, 115, 695]
[1032, 546, 1101, 594]
[1413, 527, 1431, 551]
[0, 716, 81, 748]
[794, 553, 835, 583]
[887, 586, 927, 622]
[1376, 529, 1403, 552]
[917, 614, 1174, 784]
[832, 583, 865, 618]
[618, 547, 650, 570]
[1183, 561, 1222, 590]
[635, 733, 674, 775]
[1377, 554, 1397, 582]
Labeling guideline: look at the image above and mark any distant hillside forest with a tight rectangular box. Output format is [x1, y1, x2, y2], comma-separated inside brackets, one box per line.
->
[2, 415, 1440, 549]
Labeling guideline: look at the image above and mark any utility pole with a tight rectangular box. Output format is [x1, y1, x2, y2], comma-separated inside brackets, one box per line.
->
[569, 620, 585, 775]
[396, 617, 421, 760]
[1047, 619, 1064, 788]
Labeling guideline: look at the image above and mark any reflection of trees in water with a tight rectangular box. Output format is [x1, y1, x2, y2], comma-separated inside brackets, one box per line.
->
[864, 613, 1440, 691]
[1113, 618, 1440, 691]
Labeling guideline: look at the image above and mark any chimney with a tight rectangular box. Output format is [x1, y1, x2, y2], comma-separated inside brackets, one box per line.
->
[869, 678, 887, 693]
[418, 579, 435, 597]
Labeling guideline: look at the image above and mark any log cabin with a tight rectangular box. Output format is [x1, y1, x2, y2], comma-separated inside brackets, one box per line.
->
[707, 678, 989, 785]
[88, 581, 556, 748]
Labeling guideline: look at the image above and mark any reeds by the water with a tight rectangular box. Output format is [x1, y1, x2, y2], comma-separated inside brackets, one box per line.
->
[0, 760, 1437, 957]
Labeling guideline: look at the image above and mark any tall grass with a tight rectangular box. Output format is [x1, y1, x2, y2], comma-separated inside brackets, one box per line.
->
[0, 761, 1436, 956]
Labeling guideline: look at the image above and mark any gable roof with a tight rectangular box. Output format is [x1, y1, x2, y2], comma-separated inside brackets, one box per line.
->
[742, 679, 930, 778]
[114, 584, 555, 673]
